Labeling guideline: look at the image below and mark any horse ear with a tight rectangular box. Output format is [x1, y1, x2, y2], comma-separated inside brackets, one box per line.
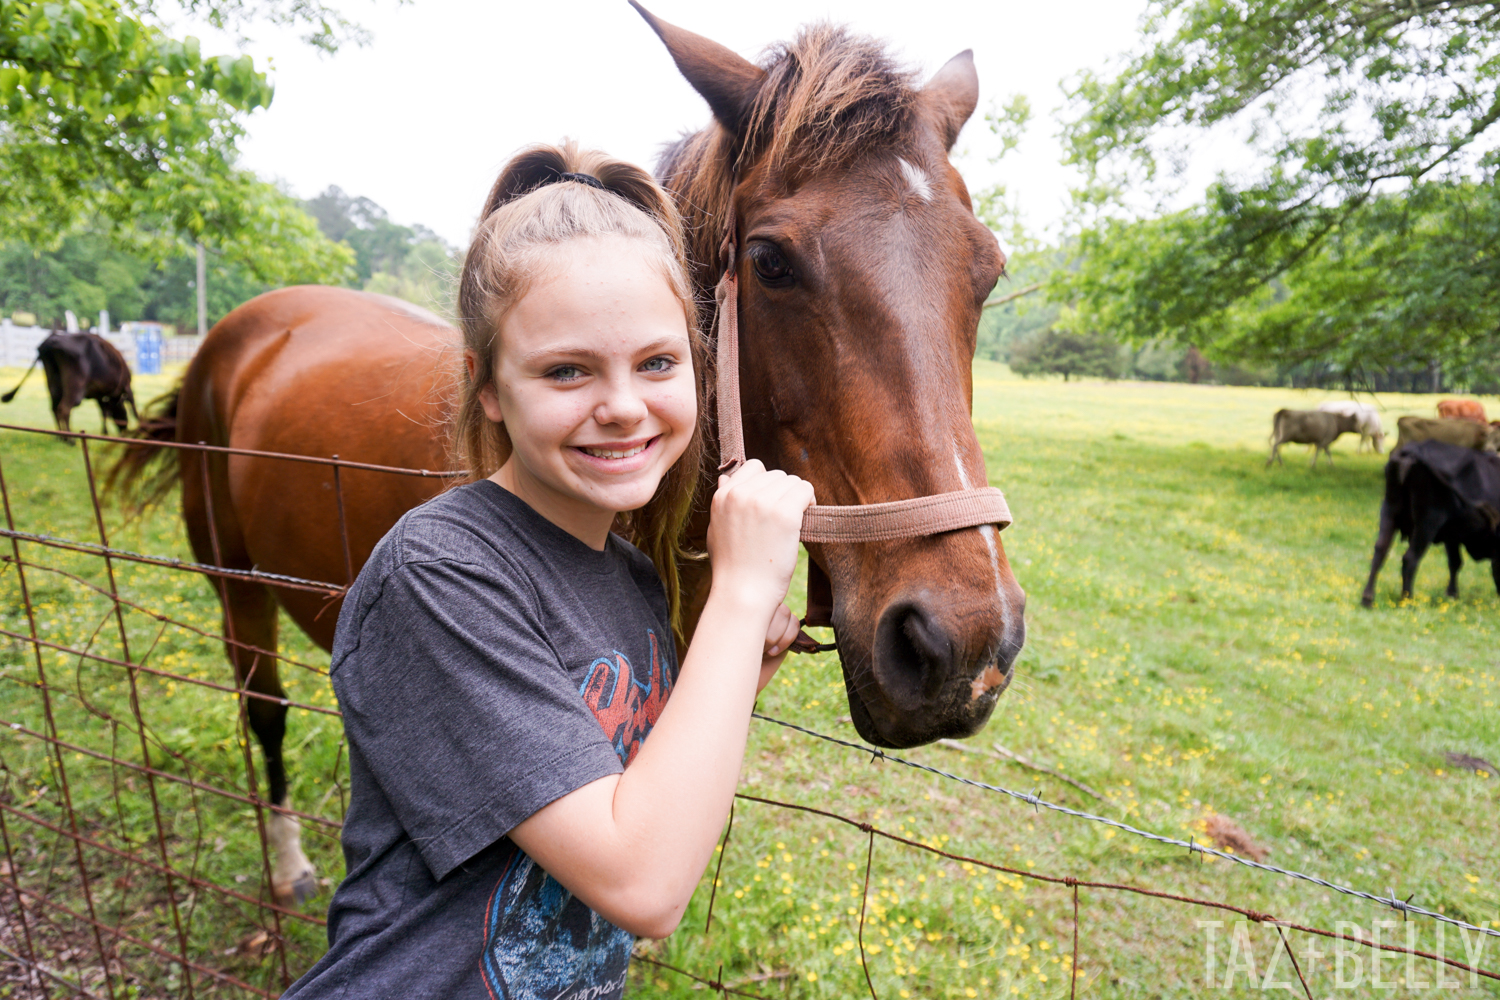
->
[630, 2, 765, 136]
[923, 50, 979, 151]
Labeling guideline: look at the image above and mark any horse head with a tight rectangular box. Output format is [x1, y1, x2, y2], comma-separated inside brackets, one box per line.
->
[638, 6, 1026, 749]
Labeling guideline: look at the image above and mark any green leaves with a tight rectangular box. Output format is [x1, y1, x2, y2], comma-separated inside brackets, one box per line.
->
[1, 0, 352, 285]
[1055, 0, 1500, 384]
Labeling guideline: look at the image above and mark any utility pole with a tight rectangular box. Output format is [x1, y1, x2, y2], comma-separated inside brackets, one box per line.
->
[196, 242, 208, 336]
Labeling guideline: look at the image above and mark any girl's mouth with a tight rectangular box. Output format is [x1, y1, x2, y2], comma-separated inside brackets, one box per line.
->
[574, 437, 657, 462]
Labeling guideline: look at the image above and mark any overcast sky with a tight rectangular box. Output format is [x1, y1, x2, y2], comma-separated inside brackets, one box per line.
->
[189, 1, 1154, 249]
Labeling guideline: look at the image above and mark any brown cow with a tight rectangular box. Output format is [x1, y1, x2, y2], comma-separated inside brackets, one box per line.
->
[1437, 398, 1487, 424]
[1396, 416, 1500, 452]
[1267, 409, 1359, 468]
[1, 330, 137, 436]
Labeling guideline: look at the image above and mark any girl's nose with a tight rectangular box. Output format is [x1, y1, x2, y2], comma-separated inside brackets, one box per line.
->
[593, 376, 649, 426]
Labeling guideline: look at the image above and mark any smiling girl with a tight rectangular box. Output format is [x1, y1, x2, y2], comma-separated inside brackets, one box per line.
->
[282, 143, 813, 1000]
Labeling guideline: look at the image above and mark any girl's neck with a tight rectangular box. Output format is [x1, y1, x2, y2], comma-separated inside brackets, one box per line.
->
[490, 460, 615, 551]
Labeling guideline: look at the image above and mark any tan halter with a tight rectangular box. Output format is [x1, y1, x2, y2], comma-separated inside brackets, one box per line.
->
[711, 234, 1013, 650]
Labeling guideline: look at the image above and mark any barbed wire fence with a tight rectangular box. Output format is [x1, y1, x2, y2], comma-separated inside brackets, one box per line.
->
[0, 419, 1495, 998]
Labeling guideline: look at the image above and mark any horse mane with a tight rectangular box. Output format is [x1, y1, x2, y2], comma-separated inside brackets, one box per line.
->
[657, 22, 920, 291]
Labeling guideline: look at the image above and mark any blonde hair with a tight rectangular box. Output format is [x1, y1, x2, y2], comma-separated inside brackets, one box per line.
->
[455, 141, 706, 637]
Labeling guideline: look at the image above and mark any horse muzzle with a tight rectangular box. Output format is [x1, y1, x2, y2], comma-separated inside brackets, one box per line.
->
[831, 568, 1026, 750]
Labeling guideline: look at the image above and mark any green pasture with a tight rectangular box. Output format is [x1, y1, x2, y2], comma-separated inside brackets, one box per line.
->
[1, 363, 1497, 998]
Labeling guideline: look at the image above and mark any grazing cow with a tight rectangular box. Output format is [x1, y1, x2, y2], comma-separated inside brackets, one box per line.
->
[1, 331, 137, 436]
[1361, 440, 1500, 605]
[1395, 416, 1500, 453]
[1317, 400, 1385, 453]
[1437, 398, 1487, 424]
[1267, 409, 1358, 468]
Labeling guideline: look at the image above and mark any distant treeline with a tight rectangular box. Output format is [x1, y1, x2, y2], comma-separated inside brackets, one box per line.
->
[982, 250, 1500, 393]
[0, 189, 459, 334]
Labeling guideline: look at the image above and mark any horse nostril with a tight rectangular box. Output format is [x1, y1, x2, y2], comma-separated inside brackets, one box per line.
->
[873, 602, 951, 708]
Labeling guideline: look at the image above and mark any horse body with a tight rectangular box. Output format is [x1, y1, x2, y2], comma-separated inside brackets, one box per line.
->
[123, 286, 454, 903]
[113, 9, 1026, 905]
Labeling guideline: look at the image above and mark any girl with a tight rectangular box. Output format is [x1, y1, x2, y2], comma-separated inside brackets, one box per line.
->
[283, 143, 813, 1000]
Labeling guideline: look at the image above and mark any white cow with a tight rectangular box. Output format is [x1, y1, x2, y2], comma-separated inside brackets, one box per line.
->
[1317, 400, 1385, 453]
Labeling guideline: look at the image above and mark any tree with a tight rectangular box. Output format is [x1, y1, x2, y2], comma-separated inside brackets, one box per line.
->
[304, 185, 461, 319]
[1009, 328, 1125, 381]
[1057, 0, 1500, 386]
[2, 0, 354, 284]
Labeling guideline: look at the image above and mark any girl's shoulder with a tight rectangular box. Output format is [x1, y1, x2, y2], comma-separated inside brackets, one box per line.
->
[384, 480, 521, 567]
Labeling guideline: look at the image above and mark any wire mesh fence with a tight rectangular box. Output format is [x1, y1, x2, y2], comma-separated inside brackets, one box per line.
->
[0, 418, 1496, 998]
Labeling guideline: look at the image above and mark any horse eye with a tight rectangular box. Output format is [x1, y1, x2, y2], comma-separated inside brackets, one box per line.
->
[749, 244, 793, 285]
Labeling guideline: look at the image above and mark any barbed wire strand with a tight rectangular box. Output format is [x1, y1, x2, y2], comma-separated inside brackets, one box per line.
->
[731, 792, 1500, 983]
[753, 713, 1500, 941]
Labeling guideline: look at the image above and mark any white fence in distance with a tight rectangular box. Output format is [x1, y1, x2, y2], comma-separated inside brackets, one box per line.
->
[0, 321, 203, 372]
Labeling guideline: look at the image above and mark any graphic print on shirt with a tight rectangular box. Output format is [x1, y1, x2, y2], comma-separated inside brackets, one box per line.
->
[479, 848, 630, 1000]
[479, 630, 673, 1000]
[578, 628, 673, 765]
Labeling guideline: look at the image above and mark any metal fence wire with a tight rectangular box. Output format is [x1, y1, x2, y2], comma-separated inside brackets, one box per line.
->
[0, 419, 1495, 999]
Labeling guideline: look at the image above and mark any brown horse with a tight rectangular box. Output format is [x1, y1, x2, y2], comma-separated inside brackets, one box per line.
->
[110, 10, 1025, 906]
[113, 288, 456, 903]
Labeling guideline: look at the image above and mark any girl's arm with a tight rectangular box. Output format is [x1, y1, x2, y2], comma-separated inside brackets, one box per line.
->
[508, 460, 813, 938]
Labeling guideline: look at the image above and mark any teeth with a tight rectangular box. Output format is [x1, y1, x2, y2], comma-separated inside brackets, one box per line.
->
[581, 442, 648, 460]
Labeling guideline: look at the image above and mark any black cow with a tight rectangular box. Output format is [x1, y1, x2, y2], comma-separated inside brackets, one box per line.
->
[1361, 440, 1500, 606]
[2, 331, 137, 436]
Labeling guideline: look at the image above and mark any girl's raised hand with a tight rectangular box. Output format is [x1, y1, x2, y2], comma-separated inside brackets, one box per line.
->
[706, 460, 815, 617]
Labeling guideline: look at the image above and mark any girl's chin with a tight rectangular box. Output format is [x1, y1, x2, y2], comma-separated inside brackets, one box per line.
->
[568, 469, 670, 513]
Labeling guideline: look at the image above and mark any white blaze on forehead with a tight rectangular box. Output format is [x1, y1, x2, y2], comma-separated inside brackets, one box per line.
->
[898, 158, 933, 203]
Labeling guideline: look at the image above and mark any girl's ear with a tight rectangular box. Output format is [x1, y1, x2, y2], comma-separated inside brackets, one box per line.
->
[464, 348, 505, 425]
[477, 384, 505, 425]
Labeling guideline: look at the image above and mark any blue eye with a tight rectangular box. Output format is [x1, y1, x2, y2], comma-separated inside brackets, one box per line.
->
[642, 356, 676, 373]
[548, 365, 583, 382]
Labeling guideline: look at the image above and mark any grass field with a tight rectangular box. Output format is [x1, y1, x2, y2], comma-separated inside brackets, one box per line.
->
[1, 362, 1497, 998]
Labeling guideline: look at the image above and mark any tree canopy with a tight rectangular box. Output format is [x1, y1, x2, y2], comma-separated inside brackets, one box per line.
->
[1056, 0, 1500, 387]
[1, 186, 456, 330]
[1, 0, 354, 284]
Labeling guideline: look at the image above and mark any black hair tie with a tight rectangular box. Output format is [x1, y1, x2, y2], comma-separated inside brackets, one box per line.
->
[557, 171, 607, 191]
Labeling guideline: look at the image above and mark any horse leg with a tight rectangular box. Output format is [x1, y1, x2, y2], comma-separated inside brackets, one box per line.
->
[185, 449, 316, 907]
[1445, 540, 1462, 599]
[221, 579, 316, 906]
[1361, 500, 1399, 607]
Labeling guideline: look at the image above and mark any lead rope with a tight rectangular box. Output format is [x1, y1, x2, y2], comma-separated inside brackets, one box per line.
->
[712, 217, 1013, 651]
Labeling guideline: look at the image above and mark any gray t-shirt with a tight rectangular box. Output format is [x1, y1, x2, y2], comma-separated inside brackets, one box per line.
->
[284, 480, 679, 1000]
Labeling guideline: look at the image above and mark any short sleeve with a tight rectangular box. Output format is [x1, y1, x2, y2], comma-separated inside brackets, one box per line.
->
[332, 555, 624, 882]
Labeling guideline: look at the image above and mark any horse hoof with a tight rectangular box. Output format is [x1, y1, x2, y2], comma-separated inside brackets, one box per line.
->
[1359, 595, 1374, 609]
[273, 871, 319, 908]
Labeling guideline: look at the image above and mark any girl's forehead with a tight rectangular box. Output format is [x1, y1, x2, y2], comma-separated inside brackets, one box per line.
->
[497, 246, 690, 361]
